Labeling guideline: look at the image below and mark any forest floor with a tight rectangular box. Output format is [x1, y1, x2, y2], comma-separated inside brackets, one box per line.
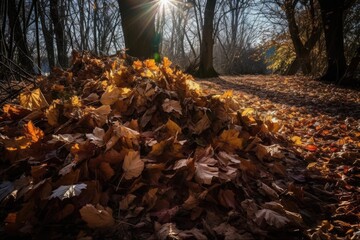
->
[198, 75, 360, 239]
[1, 54, 359, 240]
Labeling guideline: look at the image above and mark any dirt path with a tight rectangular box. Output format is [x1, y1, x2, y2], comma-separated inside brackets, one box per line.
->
[199, 75, 360, 239]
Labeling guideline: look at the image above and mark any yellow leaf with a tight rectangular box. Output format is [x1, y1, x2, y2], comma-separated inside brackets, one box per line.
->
[144, 59, 158, 71]
[46, 101, 60, 127]
[23, 121, 44, 143]
[122, 151, 144, 180]
[215, 129, 243, 152]
[19, 88, 49, 110]
[70, 96, 82, 108]
[163, 57, 172, 68]
[241, 108, 255, 116]
[100, 85, 120, 105]
[291, 136, 302, 146]
[221, 90, 233, 98]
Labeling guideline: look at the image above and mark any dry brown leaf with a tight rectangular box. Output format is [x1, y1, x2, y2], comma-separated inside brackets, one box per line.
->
[122, 151, 144, 180]
[99, 162, 115, 180]
[194, 156, 218, 185]
[86, 127, 105, 147]
[100, 85, 120, 105]
[255, 209, 290, 228]
[162, 99, 182, 115]
[79, 204, 115, 228]
[119, 194, 136, 210]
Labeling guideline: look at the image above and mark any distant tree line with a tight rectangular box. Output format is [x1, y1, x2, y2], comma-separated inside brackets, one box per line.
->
[0, 0, 358, 85]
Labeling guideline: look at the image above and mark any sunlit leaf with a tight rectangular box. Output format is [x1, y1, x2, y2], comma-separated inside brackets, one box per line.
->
[19, 88, 49, 110]
[49, 183, 87, 200]
[23, 121, 44, 143]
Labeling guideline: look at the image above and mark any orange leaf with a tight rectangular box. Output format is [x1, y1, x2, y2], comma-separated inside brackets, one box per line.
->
[23, 121, 44, 143]
[305, 144, 317, 152]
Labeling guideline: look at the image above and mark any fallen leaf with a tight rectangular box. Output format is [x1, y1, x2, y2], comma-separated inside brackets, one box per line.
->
[122, 151, 144, 180]
[255, 209, 290, 228]
[23, 121, 44, 143]
[100, 85, 120, 105]
[19, 88, 49, 110]
[79, 204, 115, 228]
[49, 183, 87, 200]
[162, 99, 182, 115]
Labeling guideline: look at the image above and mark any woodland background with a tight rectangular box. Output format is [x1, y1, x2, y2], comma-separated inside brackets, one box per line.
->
[0, 0, 359, 87]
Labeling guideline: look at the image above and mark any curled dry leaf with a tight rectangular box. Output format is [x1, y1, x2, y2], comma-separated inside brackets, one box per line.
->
[49, 183, 87, 200]
[79, 204, 115, 228]
[122, 151, 144, 180]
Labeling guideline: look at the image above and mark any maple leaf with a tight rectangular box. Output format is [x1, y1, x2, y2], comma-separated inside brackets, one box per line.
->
[100, 85, 120, 105]
[79, 204, 115, 228]
[162, 99, 182, 115]
[255, 209, 290, 228]
[122, 151, 144, 180]
[194, 150, 218, 185]
[19, 88, 49, 110]
[49, 183, 87, 200]
[23, 121, 44, 143]
[215, 129, 243, 152]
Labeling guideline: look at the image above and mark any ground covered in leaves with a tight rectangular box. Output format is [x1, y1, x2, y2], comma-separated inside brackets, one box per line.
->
[0, 53, 359, 240]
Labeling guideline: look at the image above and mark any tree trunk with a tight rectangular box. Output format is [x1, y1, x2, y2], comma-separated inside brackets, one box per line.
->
[340, 46, 360, 85]
[118, 0, 156, 59]
[283, 0, 314, 75]
[7, 0, 34, 74]
[39, 0, 55, 69]
[50, 0, 68, 68]
[196, 0, 218, 78]
[318, 0, 347, 83]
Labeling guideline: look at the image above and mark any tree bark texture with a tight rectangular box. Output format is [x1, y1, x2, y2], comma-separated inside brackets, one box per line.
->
[50, 0, 68, 68]
[118, 0, 156, 59]
[196, 0, 218, 78]
[318, 0, 347, 83]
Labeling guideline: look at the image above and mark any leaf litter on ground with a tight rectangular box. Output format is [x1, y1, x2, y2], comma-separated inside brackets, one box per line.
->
[0, 52, 359, 239]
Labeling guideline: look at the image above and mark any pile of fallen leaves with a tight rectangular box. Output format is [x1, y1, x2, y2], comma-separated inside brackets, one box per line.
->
[0, 52, 356, 239]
